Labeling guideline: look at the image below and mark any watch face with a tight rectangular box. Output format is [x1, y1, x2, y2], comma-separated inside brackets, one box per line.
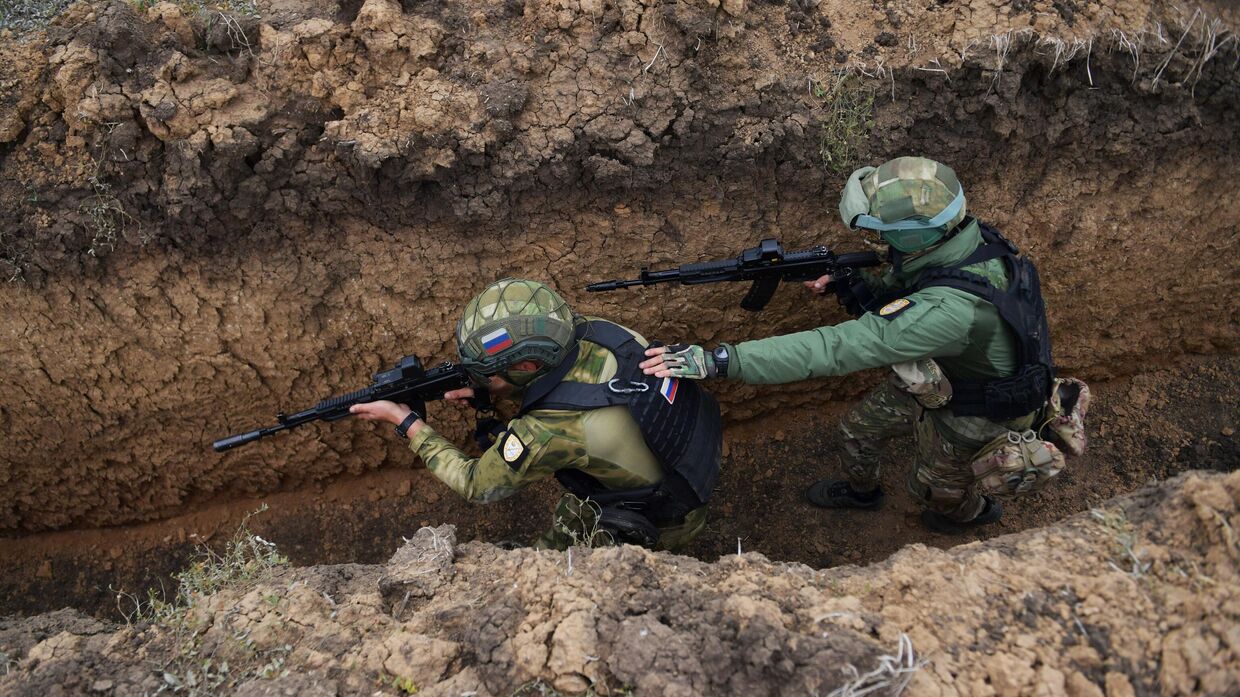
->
[712, 346, 729, 376]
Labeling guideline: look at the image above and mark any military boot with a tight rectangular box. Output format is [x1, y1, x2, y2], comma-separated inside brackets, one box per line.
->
[806, 479, 886, 510]
[920, 496, 1003, 535]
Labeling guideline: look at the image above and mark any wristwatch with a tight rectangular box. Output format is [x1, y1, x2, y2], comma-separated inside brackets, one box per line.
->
[395, 410, 424, 438]
[711, 345, 730, 379]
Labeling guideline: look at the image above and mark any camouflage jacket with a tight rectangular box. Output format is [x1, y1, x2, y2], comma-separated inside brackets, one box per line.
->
[725, 220, 1020, 383]
[408, 323, 664, 503]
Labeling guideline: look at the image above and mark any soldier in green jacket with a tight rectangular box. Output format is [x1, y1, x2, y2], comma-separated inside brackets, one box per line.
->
[640, 156, 1061, 534]
[351, 279, 722, 551]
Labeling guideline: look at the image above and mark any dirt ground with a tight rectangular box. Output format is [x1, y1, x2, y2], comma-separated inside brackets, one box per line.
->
[4, 469, 1240, 696]
[2, 353, 1235, 620]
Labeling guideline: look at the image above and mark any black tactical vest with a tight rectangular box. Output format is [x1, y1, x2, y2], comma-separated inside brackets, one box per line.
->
[518, 321, 723, 523]
[909, 223, 1056, 420]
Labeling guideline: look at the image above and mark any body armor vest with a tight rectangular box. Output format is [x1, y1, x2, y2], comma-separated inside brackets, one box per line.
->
[910, 223, 1055, 420]
[518, 321, 723, 524]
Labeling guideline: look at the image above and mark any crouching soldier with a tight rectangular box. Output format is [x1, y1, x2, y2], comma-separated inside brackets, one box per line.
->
[350, 279, 722, 551]
[640, 156, 1088, 534]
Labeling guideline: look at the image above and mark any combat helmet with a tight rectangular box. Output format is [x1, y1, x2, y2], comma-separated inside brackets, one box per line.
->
[457, 279, 578, 385]
[838, 156, 967, 253]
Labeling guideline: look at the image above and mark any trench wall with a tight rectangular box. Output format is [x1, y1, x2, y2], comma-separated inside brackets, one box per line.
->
[0, 0, 1238, 533]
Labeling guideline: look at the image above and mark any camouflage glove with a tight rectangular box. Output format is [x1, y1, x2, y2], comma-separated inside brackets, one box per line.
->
[661, 343, 715, 380]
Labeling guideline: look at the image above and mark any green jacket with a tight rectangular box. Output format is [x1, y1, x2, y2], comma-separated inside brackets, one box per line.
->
[409, 324, 664, 504]
[726, 220, 1018, 384]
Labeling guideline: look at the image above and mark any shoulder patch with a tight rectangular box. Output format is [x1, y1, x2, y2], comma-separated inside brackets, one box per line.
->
[501, 431, 528, 470]
[877, 297, 915, 319]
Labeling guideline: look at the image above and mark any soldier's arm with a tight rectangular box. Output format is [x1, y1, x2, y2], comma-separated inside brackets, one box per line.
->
[407, 415, 580, 503]
[726, 289, 977, 383]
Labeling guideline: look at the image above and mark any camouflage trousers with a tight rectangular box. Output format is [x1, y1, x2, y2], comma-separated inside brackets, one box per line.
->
[839, 373, 1036, 522]
[533, 494, 707, 553]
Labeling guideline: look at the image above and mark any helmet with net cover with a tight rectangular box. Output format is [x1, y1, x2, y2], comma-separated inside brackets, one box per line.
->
[837, 156, 967, 253]
[457, 279, 578, 384]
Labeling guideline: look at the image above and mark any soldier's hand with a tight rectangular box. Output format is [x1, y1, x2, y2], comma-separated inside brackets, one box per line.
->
[804, 273, 833, 295]
[640, 344, 712, 380]
[443, 387, 476, 407]
[445, 375, 513, 406]
[350, 400, 414, 426]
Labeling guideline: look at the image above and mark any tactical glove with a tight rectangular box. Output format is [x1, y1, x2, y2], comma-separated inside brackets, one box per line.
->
[661, 343, 715, 380]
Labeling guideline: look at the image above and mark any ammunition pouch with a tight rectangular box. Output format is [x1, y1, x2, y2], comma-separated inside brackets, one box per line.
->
[971, 428, 1066, 497]
[1040, 377, 1090, 457]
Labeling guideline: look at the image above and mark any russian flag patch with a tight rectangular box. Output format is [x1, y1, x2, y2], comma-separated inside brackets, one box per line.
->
[659, 377, 679, 404]
[481, 328, 515, 355]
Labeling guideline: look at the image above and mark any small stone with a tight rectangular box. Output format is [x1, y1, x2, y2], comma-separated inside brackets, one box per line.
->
[91, 679, 114, 692]
[1222, 426, 1234, 437]
[36, 560, 53, 579]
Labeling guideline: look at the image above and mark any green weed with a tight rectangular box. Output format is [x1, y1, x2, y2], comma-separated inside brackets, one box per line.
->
[115, 505, 286, 625]
[1090, 507, 1150, 577]
[112, 506, 290, 695]
[0, 0, 75, 33]
[814, 73, 875, 175]
[380, 674, 419, 694]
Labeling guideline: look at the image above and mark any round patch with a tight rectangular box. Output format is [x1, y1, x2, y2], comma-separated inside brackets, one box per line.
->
[879, 298, 912, 316]
[502, 433, 526, 464]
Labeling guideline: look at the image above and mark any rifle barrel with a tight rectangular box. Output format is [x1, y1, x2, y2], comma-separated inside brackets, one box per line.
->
[212, 425, 287, 452]
[586, 280, 639, 292]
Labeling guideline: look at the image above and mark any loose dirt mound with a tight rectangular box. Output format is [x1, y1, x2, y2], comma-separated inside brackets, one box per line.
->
[1, 0, 1238, 535]
[2, 470, 1238, 696]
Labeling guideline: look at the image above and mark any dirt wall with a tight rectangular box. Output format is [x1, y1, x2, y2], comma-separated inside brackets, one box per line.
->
[3, 470, 1239, 696]
[1, 0, 1238, 533]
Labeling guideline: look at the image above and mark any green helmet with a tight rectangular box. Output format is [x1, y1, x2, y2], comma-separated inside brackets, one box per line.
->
[456, 279, 578, 384]
[838, 156, 967, 253]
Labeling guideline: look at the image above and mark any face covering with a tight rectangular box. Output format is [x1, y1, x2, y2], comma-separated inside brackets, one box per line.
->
[504, 368, 543, 387]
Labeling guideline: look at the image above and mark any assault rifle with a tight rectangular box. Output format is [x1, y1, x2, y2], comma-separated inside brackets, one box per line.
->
[213, 356, 491, 452]
[586, 238, 882, 311]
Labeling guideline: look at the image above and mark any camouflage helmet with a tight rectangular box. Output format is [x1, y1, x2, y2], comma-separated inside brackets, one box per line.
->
[838, 156, 967, 253]
[456, 279, 578, 383]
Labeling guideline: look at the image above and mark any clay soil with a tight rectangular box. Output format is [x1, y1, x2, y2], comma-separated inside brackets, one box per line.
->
[1, 0, 1239, 538]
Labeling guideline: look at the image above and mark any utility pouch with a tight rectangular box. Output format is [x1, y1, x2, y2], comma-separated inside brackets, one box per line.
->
[1039, 377, 1090, 457]
[891, 359, 952, 409]
[970, 429, 1066, 496]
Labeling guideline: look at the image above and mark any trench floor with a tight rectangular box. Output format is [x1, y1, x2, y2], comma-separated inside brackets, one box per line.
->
[2, 355, 1237, 618]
